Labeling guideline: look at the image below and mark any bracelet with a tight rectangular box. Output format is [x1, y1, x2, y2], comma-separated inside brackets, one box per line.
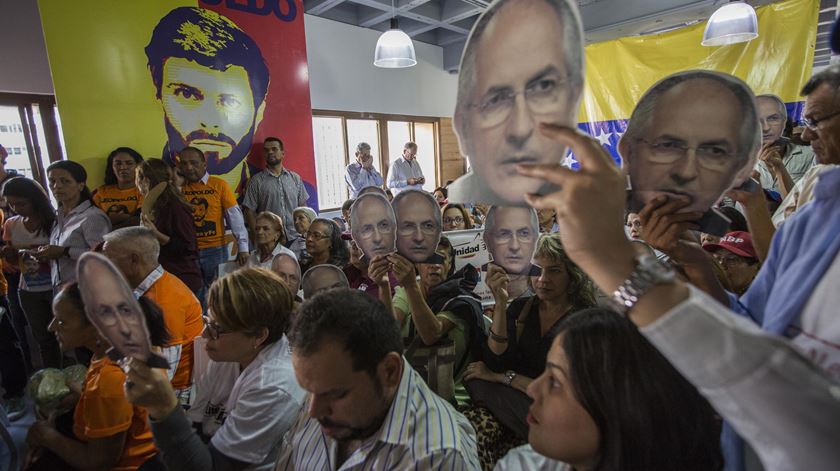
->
[489, 328, 508, 343]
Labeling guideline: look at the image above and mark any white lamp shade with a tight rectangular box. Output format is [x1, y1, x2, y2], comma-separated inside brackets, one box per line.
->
[702, 2, 758, 46]
[374, 29, 417, 68]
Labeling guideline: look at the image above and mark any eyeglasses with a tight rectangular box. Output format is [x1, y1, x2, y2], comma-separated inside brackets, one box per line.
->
[800, 110, 840, 132]
[759, 114, 784, 126]
[491, 228, 535, 244]
[304, 230, 330, 241]
[638, 138, 734, 172]
[397, 221, 438, 236]
[357, 221, 394, 239]
[202, 315, 231, 340]
[713, 253, 749, 268]
[469, 75, 570, 129]
[443, 216, 464, 226]
[97, 305, 142, 327]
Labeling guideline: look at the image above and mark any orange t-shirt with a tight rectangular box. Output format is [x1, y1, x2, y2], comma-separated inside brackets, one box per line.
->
[73, 357, 157, 470]
[143, 271, 203, 389]
[181, 176, 237, 250]
[92, 185, 144, 217]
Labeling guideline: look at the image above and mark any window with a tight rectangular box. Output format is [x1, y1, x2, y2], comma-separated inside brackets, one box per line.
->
[311, 111, 440, 211]
[0, 93, 67, 187]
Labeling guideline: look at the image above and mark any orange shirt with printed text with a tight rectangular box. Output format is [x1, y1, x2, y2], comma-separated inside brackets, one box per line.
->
[181, 176, 237, 250]
[92, 185, 143, 217]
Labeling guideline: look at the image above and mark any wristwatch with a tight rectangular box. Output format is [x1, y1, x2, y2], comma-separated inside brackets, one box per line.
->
[504, 370, 517, 386]
[609, 254, 676, 316]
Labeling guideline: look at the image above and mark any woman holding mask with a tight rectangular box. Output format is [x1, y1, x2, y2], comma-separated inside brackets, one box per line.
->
[136, 158, 202, 294]
[25, 283, 168, 470]
[123, 268, 305, 471]
[495, 308, 723, 470]
[247, 212, 296, 270]
[35, 161, 110, 288]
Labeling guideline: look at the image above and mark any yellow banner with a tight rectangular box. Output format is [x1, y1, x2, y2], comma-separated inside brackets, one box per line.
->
[580, 0, 819, 123]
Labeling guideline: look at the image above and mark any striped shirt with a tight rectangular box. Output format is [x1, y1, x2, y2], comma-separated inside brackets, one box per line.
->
[274, 358, 481, 471]
[243, 167, 309, 240]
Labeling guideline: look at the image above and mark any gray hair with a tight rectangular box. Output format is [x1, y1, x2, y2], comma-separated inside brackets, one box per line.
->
[621, 70, 760, 167]
[391, 189, 441, 228]
[350, 193, 395, 236]
[301, 264, 349, 299]
[756, 94, 788, 121]
[356, 142, 371, 152]
[482, 205, 538, 241]
[103, 226, 161, 264]
[271, 253, 301, 279]
[801, 64, 840, 96]
[455, 0, 584, 126]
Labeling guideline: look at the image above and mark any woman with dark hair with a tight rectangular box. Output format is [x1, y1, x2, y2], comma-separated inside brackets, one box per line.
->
[462, 233, 597, 467]
[92, 147, 144, 229]
[298, 218, 348, 273]
[25, 283, 168, 470]
[496, 308, 722, 471]
[122, 268, 305, 471]
[433, 186, 448, 205]
[441, 203, 474, 231]
[136, 158, 202, 294]
[1, 178, 60, 368]
[35, 161, 111, 288]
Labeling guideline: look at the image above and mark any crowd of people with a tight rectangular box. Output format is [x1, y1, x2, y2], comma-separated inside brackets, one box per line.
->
[1, 10, 840, 471]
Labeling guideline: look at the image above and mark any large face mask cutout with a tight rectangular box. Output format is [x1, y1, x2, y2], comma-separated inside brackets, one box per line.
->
[619, 70, 760, 235]
[483, 206, 540, 275]
[392, 190, 444, 264]
[448, 0, 585, 207]
[349, 193, 397, 261]
[76, 252, 168, 368]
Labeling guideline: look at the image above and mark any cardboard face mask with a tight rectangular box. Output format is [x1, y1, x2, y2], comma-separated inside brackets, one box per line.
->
[448, 0, 585, 206]
[392, 190, 444, 264]
[483, 206, 540, 275]
[301, 264, 349, 299]
[349, 193, 397, 260]
[76, 252, 168, 368]
[619, 70, 760, 235]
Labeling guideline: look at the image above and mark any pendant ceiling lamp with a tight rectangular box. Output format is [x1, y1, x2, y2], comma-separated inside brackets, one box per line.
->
[702, 1, 758, 46]
[374, 0, 416, 68]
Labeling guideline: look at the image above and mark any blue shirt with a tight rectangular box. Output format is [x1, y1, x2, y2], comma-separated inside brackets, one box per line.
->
[344, 162, 384, 198]
[723, 166, 840, 471]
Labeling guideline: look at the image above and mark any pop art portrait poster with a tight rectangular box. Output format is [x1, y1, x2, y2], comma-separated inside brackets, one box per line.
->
[39, 0, 317, 207]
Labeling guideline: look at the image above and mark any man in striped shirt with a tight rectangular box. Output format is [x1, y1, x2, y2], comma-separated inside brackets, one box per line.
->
[277, 289, 480, 470]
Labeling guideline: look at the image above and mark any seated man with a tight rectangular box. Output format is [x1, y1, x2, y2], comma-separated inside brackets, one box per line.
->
[279, 289, 480, 469]
[389, 236, 485, 405]
[103, 227, 202, 401]
[271, 253, 302, 300]
[300, 264, 349, 299]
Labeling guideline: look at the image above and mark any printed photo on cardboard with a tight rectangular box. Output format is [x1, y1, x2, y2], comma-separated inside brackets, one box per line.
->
[76, 252, 168, 368]
[350, 193, 397, 260]
[482, 206, 540, 275]
[392, 190, 443, 264]
[618, 70, 760, 234]
[448, 0, 585, 206]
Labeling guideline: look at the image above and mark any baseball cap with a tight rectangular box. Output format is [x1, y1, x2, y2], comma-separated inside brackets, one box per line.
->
[703, 231, 757, 258]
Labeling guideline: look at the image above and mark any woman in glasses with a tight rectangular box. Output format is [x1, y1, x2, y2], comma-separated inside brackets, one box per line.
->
[441, 203, 474, 232]
[123, 268, 305, 471]
[25, 283, 168, 470]
[298, 218, 349, 274]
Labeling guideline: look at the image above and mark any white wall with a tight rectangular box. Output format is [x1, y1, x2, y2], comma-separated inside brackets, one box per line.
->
[0, 5, 458, 117]
[0, 0, 54, 94]
[304, 14, 457, 117]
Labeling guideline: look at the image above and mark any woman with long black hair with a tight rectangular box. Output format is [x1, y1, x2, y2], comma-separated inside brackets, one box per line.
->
[92, 147, 144, 229]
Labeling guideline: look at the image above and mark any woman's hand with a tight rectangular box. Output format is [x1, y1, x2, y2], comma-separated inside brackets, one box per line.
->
[140, 214, 159, 233]
[485, 263, 510, 304]
[122, 357, 179, 420]
[388, 253, 418, 288]
[34, 245, 65, 261]
[637, 195, 702, 257]
[368, 254, 391, 287]
[463, 361, 504, 383]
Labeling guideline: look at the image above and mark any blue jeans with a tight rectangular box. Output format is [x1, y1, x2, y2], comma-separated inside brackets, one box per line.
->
[197, 245, 229, 311]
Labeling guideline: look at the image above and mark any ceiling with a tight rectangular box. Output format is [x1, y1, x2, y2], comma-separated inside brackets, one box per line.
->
[303, 0, 836, 72]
